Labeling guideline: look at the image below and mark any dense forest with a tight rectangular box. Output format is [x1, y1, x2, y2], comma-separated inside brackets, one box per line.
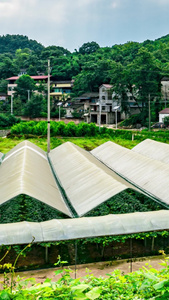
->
[0, 34, 169, 121]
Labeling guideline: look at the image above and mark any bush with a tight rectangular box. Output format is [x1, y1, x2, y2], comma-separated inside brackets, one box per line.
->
[164, 116, 169, 126]
[0, 113, 21, 128]
[1, 256, 169, 299]
[64, 121, 78, 136]
[120, 112, 147, 127]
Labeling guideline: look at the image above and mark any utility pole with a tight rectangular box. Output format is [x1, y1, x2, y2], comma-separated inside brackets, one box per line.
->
[148, 94, 151, 131]
[11, 87, 14, 115]
[115, 109, 117, 129]
[59, 104, 61, 121]
[165, 85, 167, 108]
[99, 98, 101, 131]
[47, 59, 51, 154]
[11, 92, 13, 115]
[27, 90, 30, 101]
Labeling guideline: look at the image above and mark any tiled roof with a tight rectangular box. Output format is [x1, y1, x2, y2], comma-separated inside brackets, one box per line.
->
[6, 75, 49, 81]
[101, 84, 112, 89]
[159, 108, 169, 114]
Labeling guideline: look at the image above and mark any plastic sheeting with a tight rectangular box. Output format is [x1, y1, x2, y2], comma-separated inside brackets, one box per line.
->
[132, 139, 169, 164]
[0, 152, 3, 161]
[0, 141, 72, 217]
[0, 210, 169, 245]
[1, 139, 169, 220]
[91, 141, 169, 207]
[49, 142, 136, 216]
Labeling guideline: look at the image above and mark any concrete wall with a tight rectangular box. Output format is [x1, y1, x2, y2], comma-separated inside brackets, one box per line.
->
[159, 114, 169, 123]
[0, 130, 10, 137]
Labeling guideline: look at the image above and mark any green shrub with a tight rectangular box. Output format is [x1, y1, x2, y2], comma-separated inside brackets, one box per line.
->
[120, 112, 147, 127]
[164, 116, 169, 126]
[63, 121, 77, 136]
[1, 256, 169, 299]
[0, 114, 20, 128]
[32, 121, 47, 135]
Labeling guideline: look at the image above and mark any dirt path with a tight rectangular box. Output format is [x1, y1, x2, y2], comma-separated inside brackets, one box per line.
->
[0, 255, 165, 287]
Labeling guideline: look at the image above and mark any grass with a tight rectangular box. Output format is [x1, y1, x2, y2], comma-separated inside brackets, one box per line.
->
[0, 136, 140, 154]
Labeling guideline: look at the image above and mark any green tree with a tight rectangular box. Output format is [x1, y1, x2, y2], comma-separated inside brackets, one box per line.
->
[131, 48, 162, 120]
[51, 55, 80, 80]
[73, 58, 112, 95]
[0, 79, 8, 93]
[23, 94, 44, 118]
[14, 74, 36, 103]
[13, 96, 24, 116]
[14, 48, 31, 69]
[164, 116, 169, 126]
[79, 41, 100, 54]
[0, 54, 18, 79]
[111, 48, 163, 122]
[110, 62, 134, 114]
[0, 34, 44, 55]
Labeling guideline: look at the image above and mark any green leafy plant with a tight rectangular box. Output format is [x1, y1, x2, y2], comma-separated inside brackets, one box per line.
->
[2, 254, 169, 299]
[0, 237, 35, 293]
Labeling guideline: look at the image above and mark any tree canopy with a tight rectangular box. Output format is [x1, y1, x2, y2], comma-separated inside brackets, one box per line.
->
[14, 74, 36, 103]
[1, 33, 169, 120]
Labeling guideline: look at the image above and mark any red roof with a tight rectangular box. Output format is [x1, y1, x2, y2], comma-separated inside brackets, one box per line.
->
[100, 84, 112, 89]
[159, 108, 169, 114]
[6, 75, 49, 81]
[30, 76, 49, 80]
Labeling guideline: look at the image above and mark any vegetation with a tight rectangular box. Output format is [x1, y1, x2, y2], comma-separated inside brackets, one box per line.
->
[0, 114, 20, 128]
[8, 121, 169, 145]
[0, 128, 169, 264]
[164, 116, 169, 127]
[1, 34, 169, 122]
[0, 34, 44, 54]
[1, 254, 169, 299]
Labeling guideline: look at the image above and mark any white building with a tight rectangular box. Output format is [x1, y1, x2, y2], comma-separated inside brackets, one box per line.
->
[159, 108, 169, 123]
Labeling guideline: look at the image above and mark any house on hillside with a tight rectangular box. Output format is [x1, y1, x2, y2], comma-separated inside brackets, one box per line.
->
[50, 80, 74, 118]
[159, 108, 169, 123]
[90, 84, 117, 124]
[73, 92, 99, 122]
[0, 93, 8, 101]
[74, 84, 140, 125]
[6, 75, 49, 97]
[50, 80, 74, 102]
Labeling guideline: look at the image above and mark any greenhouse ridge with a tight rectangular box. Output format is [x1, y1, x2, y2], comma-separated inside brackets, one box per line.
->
[1, 140, 169, 217]
[0, 139, 169, 245]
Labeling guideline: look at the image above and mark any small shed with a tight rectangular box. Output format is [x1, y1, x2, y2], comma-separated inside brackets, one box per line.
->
[159, 108, 169, 123]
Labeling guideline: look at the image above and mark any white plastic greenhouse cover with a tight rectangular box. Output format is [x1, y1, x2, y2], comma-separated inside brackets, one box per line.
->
[0, 141, 72, 217]
[1, 140, 169, 246]
[132, 139, 169, 164]
[91, 141, 169, 207]
[48, 142, 137, 216]
[0, 210, 169, 245]
[0, 152, 3, 161]
[0, 141, 143, 218]
[1, 139, 169, 218]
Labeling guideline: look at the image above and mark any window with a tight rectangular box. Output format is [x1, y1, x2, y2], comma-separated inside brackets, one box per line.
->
[54, 88, 62, 93]
[8, 87, 13, 91]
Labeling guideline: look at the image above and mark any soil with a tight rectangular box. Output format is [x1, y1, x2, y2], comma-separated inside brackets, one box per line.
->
[0, 255, 165, 287]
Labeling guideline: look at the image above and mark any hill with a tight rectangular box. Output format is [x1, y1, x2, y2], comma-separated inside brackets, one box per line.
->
[0, 34, 44, 55]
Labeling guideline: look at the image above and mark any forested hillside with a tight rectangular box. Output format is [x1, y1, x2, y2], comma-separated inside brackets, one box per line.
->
[0, 34, 44, 54]
[1, 34, 169, 121]
[1, 34, 169, 92]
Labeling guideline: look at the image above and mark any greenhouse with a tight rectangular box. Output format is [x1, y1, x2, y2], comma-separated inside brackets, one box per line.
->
[0, 139, 169, 246]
